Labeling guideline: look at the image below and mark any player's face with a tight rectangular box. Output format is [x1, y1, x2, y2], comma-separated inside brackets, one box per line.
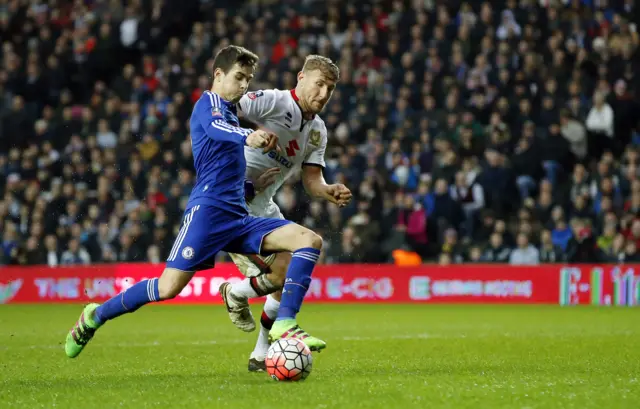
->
[298, 69, 336, 114]
[215, 63, 255, 103]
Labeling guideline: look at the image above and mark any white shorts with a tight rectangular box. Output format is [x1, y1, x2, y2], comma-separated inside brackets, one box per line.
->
[229, 201, 283, 277]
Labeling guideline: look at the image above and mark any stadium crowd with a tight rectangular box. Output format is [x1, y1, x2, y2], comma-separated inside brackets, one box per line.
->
[1, 0, 639, 267]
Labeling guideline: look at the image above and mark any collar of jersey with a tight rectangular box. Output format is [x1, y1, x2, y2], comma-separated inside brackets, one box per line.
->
[290, 89, 315, 120]
[207, 90, 233, 107]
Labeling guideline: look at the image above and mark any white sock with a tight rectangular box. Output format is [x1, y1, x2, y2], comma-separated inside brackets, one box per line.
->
[250, 295, 280, 359]
[230, 278, 259, 299]
[231, 275, 280, 299]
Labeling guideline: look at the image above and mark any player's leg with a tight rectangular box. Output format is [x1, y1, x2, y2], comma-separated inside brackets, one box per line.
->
[225, 204, 289, 300]
[95, 267, 193, 323]
[246, 255, 289, 366]
[227, 218, 324, 350]
[64, 205, 215, 358]
[222, 251, 288, 371]
[64, 266, 194, 358]
[248, 289, 282, 372]
[221, 252, 289, 332]
[228, 252, 287, 298]
[260, 223, 326, 350]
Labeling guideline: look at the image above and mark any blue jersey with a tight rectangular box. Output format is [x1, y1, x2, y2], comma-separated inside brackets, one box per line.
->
[186, 91, 253, 216]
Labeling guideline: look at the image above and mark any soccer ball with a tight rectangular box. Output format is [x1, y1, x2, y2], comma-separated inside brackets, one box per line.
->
[265, 338, 313, 381]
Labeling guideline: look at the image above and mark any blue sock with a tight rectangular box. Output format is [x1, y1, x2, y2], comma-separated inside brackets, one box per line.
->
[277, 247, 320, 321]
[94, 278, 160, 325]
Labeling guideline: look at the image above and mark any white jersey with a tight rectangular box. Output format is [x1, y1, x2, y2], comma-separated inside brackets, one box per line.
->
[238, 89, 327, 218]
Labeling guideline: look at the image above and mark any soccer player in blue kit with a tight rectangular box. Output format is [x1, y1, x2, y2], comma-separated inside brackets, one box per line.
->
[64, 45, 328, 358]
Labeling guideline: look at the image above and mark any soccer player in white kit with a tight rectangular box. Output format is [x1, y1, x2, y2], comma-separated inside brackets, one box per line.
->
[218, 55, 352, 371]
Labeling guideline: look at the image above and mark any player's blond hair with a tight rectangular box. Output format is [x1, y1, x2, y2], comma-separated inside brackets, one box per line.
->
[302, 55, 340, 82]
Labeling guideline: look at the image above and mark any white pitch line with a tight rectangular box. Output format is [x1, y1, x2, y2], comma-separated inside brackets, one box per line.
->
[1, 334, 442, 351]
[1, 330, 636, 351]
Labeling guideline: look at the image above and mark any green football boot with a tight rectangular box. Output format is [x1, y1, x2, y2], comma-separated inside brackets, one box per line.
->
[64, 303, 102, 358]
[268, 319, 326, 351]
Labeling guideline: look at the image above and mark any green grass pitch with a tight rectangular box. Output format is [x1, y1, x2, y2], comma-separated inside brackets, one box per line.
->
[1, 304, 639, 409]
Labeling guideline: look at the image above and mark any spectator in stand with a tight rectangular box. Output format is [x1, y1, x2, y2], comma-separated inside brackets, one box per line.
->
[620, 239, 640, 263]
[605, 234, 627, 262]
[597, 223, 618, 260]
[450, 170, 484, 236]
[60, 238, 91, 265]
[483, 232, 511, 264]
[550, 206, 573, 250]
[586, 91, 615, 157]
[400, 195, 428, 259]
[566, 219, 598, 263]
[467, 245, 483, 263]
[43, 235, 61, 267]
[430, 178, 463, 240]
[560, 109, 588, 163]
[512, 136, 544, 200]
[440, 228, 463, 264]
[539, 229, 564, 263]
[479, 149, 516, 215]
[509, 233, 540, 266]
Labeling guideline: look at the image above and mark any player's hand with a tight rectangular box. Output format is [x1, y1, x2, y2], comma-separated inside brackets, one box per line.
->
[324, 184, 352, 207]
[254, 167, 281, 192]
[246, 130, 281, 154]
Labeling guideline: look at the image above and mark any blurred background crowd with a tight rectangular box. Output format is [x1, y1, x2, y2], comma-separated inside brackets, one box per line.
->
[1, 0, 639, 267]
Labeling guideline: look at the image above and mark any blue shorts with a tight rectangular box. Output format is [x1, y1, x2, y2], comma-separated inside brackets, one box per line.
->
[165, 204, 292, 272]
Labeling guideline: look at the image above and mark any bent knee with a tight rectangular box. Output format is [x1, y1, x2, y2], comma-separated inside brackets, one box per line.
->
[298, 229, 323, 250]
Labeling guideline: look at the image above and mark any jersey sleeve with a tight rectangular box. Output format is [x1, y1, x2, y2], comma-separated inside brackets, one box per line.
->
[198, 91, 252, 144]
[237, 90, 278, 122]
[303, 126, 327, 168]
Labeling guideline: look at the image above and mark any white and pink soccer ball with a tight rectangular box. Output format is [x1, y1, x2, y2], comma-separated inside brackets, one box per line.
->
[265, 338, 313, 381]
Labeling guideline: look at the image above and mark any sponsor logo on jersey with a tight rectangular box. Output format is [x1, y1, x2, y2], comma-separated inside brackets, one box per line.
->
[285, 139, 300, 157]
[267, 151, 293, 169]
[309, 130, 321, 147]
[247, 91, 264, 100]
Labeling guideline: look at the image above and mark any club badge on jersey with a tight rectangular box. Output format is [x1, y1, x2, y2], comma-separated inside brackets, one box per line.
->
[308, 130, 321, 147]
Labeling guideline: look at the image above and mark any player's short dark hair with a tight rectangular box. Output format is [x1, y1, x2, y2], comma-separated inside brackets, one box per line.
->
[212, 45, 259, 75]
[302, 55, 340, 82]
